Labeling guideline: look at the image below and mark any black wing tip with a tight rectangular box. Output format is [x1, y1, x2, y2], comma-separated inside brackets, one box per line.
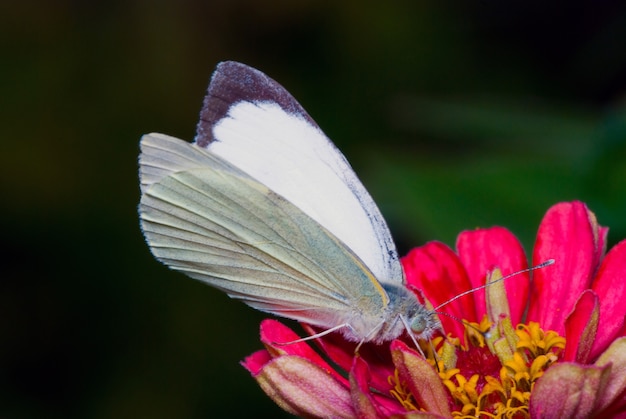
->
[194, 61, 319, 148]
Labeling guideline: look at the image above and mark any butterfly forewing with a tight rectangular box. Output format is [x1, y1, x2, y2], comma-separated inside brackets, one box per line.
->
[194, 61, 404, 286]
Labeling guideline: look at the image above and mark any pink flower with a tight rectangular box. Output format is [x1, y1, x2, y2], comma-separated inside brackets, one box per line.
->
[242, 201, 626, 418]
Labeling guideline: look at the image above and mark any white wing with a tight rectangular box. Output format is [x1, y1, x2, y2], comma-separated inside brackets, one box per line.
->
[139, 133, 390, 330]
[193, 61, 404, 285]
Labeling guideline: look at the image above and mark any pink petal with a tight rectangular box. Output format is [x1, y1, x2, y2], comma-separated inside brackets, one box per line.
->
[253, 355, 355, 418]
[594, 337, 626, 414]
[301, 323, 397, 394]
[529, 362, 611, 418]
[241, 350, 272, 375]
[584, 207, 608, 268]
[528, 201, 599, 335]
[563, 290, 599, 363]
[456, 227, 529, 325]
[259, 318, 306, 355]
[299, 323, 356, 373]
[402, 242, 475, 338]
[260, 319, 322, 359]
[591, 239, 626, 360]
[350, 356, 398, 419]
[260, 319, 349, 386]
[390, 340, 451, 416]
[595, 226, 609, 268]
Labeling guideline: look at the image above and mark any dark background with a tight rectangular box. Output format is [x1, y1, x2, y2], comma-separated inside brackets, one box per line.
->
[1, 1, 625, 418]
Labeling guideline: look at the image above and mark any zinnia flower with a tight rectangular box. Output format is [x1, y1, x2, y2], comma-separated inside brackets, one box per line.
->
[242, 201, 626, 418]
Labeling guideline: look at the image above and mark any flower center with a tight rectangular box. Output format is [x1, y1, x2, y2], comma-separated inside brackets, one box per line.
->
[391, 317, 566, 418]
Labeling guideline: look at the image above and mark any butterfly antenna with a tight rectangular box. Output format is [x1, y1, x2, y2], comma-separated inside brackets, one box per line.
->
[434, 259, 554, 312]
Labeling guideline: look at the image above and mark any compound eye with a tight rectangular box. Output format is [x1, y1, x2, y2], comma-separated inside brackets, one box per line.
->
[411, 316, 427, 335]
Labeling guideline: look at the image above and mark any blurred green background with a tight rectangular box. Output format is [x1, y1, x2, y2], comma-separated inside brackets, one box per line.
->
[1, 1, 625, 418]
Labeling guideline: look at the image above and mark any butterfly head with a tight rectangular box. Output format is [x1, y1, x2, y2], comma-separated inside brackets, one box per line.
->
[373, 282, 442, 344]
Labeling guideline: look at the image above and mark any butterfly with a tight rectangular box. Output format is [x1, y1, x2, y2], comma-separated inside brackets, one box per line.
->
[138, 61, 440, 346]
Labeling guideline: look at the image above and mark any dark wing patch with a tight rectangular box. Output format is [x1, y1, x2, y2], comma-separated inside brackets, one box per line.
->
[195, 61, 319, 147]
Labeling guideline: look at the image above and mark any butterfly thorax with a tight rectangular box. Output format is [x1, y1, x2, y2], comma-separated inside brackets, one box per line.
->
[341, 283, 441, 344]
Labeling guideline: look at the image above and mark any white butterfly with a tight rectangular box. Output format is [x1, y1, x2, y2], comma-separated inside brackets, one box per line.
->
[138, 61, 440, 345]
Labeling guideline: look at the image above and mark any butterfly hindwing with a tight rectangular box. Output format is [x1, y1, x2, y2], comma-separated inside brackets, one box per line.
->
[139, 133, 389, 328]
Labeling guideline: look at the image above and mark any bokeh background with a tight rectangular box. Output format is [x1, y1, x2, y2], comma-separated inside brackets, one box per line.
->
[2, 1, 625, 418]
